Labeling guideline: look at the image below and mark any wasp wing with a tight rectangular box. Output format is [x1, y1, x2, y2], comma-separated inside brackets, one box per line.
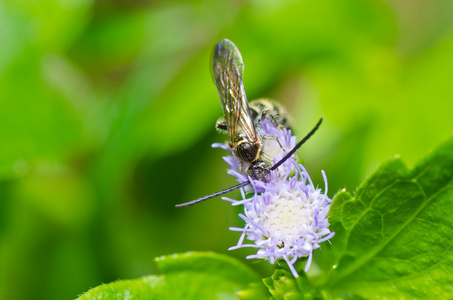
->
[212, 39, 258, 146]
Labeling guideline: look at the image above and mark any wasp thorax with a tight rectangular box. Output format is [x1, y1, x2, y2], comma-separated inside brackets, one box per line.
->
[247, 161, 272, 183]
[235, 141, 260, 163]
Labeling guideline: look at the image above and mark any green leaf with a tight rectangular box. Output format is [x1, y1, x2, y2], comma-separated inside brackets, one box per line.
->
[236, 282, 270, 300]
[77, 252, 263, 300]
[313, 139, 453, 298]
[263, 269, 319, 300]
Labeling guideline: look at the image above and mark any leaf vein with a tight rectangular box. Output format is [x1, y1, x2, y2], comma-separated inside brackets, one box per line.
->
[330, 176, 453, 285]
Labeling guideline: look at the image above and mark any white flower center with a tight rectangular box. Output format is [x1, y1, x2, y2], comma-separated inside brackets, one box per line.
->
[261, 189, 313, 238]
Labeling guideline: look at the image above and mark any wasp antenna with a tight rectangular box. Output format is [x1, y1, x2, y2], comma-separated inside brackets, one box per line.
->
[271, 118, 323, 171]
[175, 181, 249, 208]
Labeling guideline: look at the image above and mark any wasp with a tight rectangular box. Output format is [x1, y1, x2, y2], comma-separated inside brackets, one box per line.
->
[215, 98, 292, 183]
[211, 39, 290, 183]
[175, 39, 322, 207]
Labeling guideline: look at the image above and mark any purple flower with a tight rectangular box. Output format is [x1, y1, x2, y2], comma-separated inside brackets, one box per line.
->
[215, 120, 334, 277]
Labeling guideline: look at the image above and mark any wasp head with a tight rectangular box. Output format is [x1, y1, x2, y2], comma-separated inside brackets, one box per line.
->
[247, 160, 272, 183]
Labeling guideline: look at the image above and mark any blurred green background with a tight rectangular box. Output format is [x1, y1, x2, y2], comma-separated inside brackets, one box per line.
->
[1, 0, 452, 299]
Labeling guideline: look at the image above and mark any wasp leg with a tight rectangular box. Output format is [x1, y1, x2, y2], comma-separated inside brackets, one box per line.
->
[238, 162, 245, 174]
[215, 116, 228, 132]
[260, 152, 274, 162]
[262, 135, 284, 150]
